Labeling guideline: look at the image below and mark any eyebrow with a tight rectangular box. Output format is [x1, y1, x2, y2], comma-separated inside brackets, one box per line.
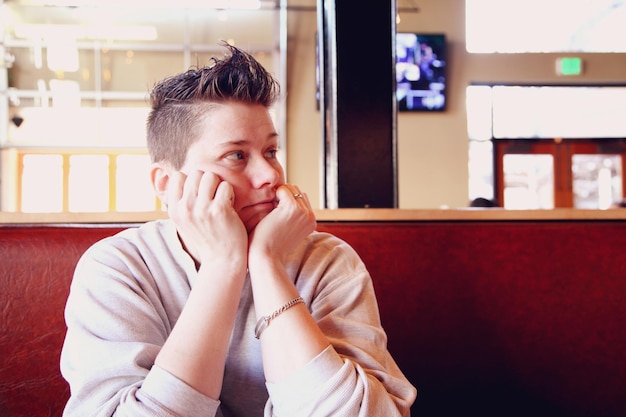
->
[217, 132, 279, 148]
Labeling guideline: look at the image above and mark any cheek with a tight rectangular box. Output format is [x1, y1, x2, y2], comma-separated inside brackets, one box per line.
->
[269, 163, 286, 186]
[277, 165, 286, 182]
[227, 179, 253, 210]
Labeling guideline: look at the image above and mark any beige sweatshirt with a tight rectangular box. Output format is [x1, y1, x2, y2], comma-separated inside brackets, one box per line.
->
[60, 219, 416, 417]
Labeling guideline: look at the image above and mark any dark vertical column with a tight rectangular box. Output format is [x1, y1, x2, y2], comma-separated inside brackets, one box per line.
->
[317, 0, 398, 208]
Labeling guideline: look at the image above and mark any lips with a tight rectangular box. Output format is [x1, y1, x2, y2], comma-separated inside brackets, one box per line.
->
[239, 199, 277, 231]
[242, 198, 276, 210]
[240, 198, 277, 218]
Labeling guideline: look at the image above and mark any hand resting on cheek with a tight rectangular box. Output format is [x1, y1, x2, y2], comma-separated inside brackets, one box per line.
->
[249, 184, 317, 266]
[167, 169, 248, 268]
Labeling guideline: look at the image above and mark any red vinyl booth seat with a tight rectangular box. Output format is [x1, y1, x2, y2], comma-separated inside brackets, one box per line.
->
[1, 220, 625, 417]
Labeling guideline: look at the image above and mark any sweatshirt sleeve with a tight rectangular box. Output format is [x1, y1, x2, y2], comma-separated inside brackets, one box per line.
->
[60, 237, 220, 417]
[263, 234, 417, 417]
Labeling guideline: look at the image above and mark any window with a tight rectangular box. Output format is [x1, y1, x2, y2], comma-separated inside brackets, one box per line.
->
[466, 0, 626, 208]
[494, 139, 625, 209]
[466, 0, 626, 53]
[469, 85, 626, 140]
[0, 1, 280, 213]
[9, 150, 157, 213]
[467, 85, 626, 208]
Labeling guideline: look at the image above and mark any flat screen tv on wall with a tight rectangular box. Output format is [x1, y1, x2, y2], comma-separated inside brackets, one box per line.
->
[396, 32, 447, 112]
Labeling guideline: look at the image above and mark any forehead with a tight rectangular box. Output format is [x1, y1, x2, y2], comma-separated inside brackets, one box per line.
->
[194, 102, 278, 147]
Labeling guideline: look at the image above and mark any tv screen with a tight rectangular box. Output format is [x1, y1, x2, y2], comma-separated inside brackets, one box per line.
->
[396, 33, 447, 111]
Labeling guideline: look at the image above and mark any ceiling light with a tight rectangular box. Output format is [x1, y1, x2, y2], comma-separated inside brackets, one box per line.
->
[25, 0, 261, 9]
[14, 24, 158, 41]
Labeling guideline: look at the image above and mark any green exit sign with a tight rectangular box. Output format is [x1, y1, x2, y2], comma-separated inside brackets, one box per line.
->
[556, 57, 583, 76]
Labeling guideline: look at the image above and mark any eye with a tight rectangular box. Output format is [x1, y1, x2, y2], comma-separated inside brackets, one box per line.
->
[265, 148, 278, 159]
[225, 151, 245, 161]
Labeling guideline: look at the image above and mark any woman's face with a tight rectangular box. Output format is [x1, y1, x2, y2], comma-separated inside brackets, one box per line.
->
[181, 101, 285, 232]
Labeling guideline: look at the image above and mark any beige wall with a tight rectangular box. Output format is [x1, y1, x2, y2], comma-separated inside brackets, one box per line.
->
[284, 7, 321, 205]
[284, 0, 626, 209]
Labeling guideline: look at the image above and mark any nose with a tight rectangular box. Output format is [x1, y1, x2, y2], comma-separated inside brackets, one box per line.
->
[249, 155, 283, 189]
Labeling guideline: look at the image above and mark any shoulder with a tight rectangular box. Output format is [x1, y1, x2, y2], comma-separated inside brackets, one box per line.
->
[69, 220, 192, 303]
[305, 230, 362, 260]
[292, 230, 370, 285]
[105, 219, 175, 245]
[75, 219, 189, 280]
[83, 220, 176, 259]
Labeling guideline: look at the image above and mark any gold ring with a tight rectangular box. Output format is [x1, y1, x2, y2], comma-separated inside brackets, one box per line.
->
[293, 193, 303, 199]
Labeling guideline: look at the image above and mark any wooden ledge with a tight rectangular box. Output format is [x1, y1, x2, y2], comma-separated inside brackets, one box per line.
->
[2, 208, 626, 225]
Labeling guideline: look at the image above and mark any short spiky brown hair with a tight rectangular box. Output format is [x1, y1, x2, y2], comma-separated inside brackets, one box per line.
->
[146, 42, 280, 169]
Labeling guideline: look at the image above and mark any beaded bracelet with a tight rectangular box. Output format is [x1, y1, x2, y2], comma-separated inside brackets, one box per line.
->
[254, 296, 305, 339]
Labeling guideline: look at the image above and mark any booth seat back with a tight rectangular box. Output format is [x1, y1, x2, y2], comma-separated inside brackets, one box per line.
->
[318, 221, 626, 417]
[1, 221, 625, 417]
[0, 225, 125, 417]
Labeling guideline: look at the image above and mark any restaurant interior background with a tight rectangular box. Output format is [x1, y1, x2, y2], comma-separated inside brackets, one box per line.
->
[2, 0, 626, 214]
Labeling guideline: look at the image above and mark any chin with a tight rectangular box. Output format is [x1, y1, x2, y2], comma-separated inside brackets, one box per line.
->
[244, 213, 266, 234]
[241, 204, 274, 233]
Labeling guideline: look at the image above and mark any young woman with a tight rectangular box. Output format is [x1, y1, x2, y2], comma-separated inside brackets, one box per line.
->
[60, 42, 417, 417]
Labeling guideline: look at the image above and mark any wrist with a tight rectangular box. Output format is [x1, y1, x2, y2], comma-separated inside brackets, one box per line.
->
[198, 256, 247, 279]
[248, 251, 286, 276]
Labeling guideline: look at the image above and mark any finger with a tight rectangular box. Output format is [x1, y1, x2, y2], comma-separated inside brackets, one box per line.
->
[276, 184, 299, 203]
[289, 185, 314, 220]
[196, 171, 221, 206]
[214, 180, 235, 207]
[295, 190, 314, 217]
[277, 185, 310, 210]
[291, 186, 309, 206]
[182, 170, 204, 201]
[300, 190, 312, 207]
[167, 171, 186, 204]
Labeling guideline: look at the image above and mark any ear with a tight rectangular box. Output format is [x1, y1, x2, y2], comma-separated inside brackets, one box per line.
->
[150, 162, 170, 206]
